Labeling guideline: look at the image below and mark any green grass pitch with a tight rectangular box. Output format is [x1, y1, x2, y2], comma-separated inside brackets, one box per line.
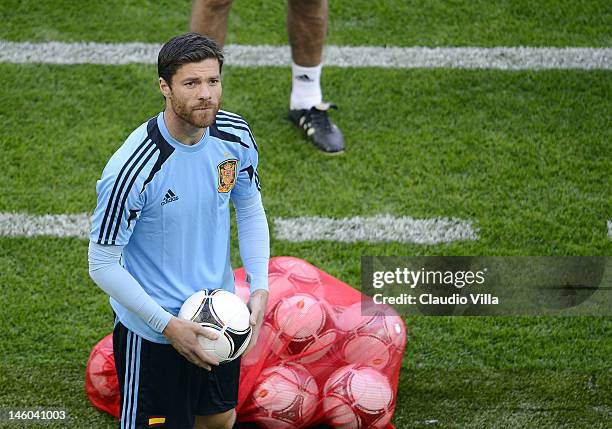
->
[0, 0, 610, 428]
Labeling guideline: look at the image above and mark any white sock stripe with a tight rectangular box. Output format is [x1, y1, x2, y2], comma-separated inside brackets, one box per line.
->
[292, 62, 323, 81]
[0, 41, 610, 70]
[290, 62, 323, 110]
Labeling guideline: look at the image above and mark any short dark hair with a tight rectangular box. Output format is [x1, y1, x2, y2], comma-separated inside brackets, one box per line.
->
[158, 32, 224, 86]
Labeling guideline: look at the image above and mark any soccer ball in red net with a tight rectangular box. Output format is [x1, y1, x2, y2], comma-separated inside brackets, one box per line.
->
[269, 256, 321, 283]
[267, 273, 300, 310]
[281, 328, 338, 364]
[235, 274, 297, 313]
[335, 302, 405, 369]
[323, 365, 394, 429]
[250, 362, 319, 428]
[273, 293, 327, 340]
[85, 334, 120, 418]
[241, 322, 284, 369]
[272, 293, 337, 363]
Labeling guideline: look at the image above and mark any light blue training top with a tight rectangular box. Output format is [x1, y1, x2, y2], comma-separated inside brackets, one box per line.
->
[89, 110, 265, 343]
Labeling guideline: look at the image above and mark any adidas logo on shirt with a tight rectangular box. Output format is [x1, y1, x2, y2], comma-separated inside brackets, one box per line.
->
[161, 189, 179, 206]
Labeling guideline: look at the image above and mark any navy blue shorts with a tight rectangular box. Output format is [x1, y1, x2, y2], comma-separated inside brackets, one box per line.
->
[113, 321, 240, 429]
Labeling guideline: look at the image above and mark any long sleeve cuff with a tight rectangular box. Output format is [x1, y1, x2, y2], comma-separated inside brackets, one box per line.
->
[88, 241, 173, 333]
[234, 192, 270, 294]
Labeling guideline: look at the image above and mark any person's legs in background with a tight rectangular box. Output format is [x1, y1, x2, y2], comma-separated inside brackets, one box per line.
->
[190, 0, 234, 46]
[287, 0, 345, 154]
[190, 0, 344, 154]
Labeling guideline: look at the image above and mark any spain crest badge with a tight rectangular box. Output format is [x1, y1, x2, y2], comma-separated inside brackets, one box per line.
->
[217, 159, 238, 193]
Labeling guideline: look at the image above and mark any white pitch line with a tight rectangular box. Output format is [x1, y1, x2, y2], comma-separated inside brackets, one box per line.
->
[273, 214, 478, 244]
[0, 212, 91, 239]
[0, 212, 477, 244]
[608, 220, 612, 239]
[1, 41, 610, 69]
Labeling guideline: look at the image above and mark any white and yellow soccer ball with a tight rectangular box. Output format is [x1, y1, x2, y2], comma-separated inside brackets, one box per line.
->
[178, 289, 252, 363]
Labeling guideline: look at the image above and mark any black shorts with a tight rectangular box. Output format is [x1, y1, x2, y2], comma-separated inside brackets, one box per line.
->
[113, 321, 240, 429]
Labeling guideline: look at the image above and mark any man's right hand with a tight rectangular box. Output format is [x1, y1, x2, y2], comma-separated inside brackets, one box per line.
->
[162, 316, 220, 370]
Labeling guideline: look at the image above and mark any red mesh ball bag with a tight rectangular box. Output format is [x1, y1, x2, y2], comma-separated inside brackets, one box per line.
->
[236, 256, 407, 429]
[84, 333, 120, 419]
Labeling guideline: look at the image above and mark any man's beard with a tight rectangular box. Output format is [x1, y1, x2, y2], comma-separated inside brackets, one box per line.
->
[170, 93, 220, 128]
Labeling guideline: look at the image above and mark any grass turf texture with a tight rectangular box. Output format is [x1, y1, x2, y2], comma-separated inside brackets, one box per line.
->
[1, 238, 611, 428]
[1, 0, 611, 47]
[0, 64, 610, 255]
[1, 0, 611, 427]
[0, 64, 611, 427]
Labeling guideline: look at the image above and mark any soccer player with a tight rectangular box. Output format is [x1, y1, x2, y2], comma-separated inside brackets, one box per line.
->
[191, 0, 345, 154]
[88, 33, 269, 429]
